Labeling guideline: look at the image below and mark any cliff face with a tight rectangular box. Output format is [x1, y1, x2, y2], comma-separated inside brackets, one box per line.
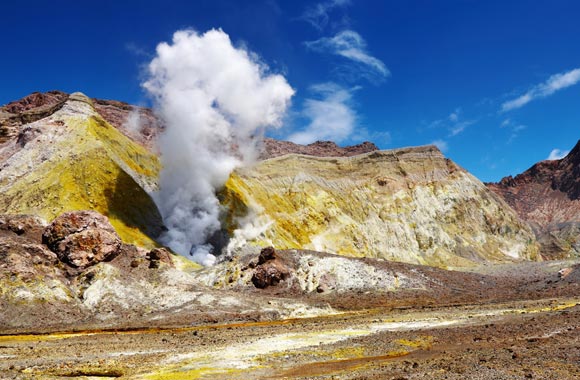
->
[0, 92, 162, 248]
[223, 146, 539, 268]
[488, 140, 580, 259]
[260, 138, 378, 160]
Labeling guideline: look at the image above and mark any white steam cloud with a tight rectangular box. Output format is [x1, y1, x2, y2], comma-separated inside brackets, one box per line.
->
[123, 107, 142, 135]
[143, 29, 294, 265]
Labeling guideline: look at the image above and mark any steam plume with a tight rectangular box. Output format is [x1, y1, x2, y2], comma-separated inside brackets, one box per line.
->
[143, 29, 294, 265]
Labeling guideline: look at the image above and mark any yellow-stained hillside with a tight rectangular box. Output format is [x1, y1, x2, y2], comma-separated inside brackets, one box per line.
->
[223, 147, 540, 268]
[0, 93, 162, 248]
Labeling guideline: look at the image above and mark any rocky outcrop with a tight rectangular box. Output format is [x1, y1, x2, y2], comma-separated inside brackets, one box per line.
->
[199, 245, 505, 299]
[0, 211, 339, 333]
[250, 247, 290, 288]
[223, 146, 539, 268]
[92, 98, 162, 149]
[260, 138, 378, 160]
[0, 91, 69, 144]
[42, 211, 122, 269]
[488, 140, 580, 259]
[0, 92, 163, 248]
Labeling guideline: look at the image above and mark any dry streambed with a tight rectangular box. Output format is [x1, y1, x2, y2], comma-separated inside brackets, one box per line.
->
[1, 297, 579, 379]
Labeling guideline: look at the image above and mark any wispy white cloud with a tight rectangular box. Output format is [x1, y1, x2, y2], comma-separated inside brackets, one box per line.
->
[547, 148, 570, 160]
[502, 67, 580, 112]
[449, 120, 475, 136]
[500, 118, 526, 142]
[429, 108, 474, 137]
[448, 110, 459, 123]
[125, 42, 151, 57]
[507, 124, 526, 143]
[301, 0, 351, 31]
[305, 30, 390, 80]
[431, 139, 448, 153]
[288, 82, 358, 144]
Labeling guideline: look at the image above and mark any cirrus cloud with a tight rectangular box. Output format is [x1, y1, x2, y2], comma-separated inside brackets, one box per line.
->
[305, 30, 390, 81]
[301, 0, 351, 31]
[502, 67, 580, 112]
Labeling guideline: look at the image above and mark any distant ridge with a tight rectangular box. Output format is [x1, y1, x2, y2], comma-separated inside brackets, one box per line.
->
[488, 140, 580, 258]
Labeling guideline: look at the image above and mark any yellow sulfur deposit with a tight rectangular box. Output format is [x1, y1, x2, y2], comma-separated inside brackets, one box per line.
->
[0, 93, 162, 249]
[223, 147, 540, 268]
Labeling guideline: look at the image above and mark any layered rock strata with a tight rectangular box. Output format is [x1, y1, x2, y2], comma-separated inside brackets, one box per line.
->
[223, 146, 539, 268]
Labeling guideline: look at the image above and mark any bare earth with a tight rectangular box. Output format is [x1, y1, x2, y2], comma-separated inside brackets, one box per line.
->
[2, 260, 580, 380]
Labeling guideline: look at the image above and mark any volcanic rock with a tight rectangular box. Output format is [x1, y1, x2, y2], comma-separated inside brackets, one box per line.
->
[0, 92, 163, 248]
[257, 246, 277, 264]
[43, 211, 121, 269]
[488, 140, 580, 258]
[223, 146, 539, 268]
[92, 98, 162, 149]
[0, 91, 69, 144]
[0, 214, 46, 240]
[260, 137, 378, 160]
[251, 247, 290, 288]
[146, 247, 174, 268]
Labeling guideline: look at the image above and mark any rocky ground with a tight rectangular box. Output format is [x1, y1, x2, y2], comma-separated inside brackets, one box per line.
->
[2, 211, 580, 379]
[0, 294, 578, 379]
[1, 250, 579, 379]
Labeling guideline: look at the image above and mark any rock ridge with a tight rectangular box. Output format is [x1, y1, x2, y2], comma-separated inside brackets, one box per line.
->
[488, 140, 580, 259]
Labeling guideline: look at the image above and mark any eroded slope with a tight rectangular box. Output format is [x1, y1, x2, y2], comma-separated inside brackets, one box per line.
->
[0, 93, 162, 247]
[489, 140, 580, 259]
[224, 146, 539, 268]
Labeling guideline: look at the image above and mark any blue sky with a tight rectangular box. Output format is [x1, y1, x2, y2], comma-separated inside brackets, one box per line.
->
[1, 0, 579, 182]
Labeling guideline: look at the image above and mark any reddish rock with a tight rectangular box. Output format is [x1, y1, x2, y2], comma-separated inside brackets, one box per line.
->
[251, 247, 290, 289]
[1, 91, 68, 114]
[92, 98, 162, 149]
[0, 215, 46, 239]
[260, 138, 378, 160]
[488, 140, 580, 258]
[146, 247, 174, 268]
[1, 91, 69, 143]
[257, 246, 277, 265]
[1, 91, 162, 149]
[42, 211, 121, 269]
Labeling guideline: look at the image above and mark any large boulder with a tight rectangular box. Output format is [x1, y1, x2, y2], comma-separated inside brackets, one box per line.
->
[251, 247, 290, 289]
[42, 211, 121, 269]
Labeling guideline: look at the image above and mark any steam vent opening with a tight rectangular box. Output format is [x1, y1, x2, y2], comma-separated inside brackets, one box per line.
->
[205, 228, 230, 258]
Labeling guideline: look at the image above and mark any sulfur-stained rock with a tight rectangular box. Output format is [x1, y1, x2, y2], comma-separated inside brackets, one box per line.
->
[43, 211, 121, 269]
[223, 146, 539, 268]
[0, 92, 163, 249]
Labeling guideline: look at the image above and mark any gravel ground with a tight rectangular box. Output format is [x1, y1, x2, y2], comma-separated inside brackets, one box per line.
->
[1, 260, 579, 379]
